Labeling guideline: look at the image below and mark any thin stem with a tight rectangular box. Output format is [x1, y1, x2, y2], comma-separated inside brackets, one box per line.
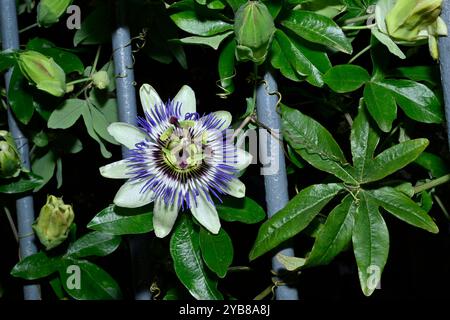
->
[433, 194, 450, 220]
[342, 24, 376, 30]
[228, 266, 252, 272]
[19, 22, 38, 33]
[91, 45, 102, 76]
[345, 13, 375, 25]
[3, 206, 18, 242]
[348, 44, 372, 64]
[232, 115, 252, 140]
[414, 174, 450, 194]
[66, 78, 92, 86]
[253, 284, 274, 300]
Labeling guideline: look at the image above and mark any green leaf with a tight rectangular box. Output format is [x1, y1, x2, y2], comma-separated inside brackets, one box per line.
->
[363, 82, 397, 132]
[350, 105, 380, 182]
[276, 253, 305, 271]
[73, 3, 112, 46]
[281, 105, 357, 184]
[324, 65, 370, 93]
[287, 144, 305, 169]
[249, 183, 343, 260]
[377, 80, 443, 124]
[362, 138, 429, 183]
[272, 30, 324, 87]
[31, 149, 56, 191]
[48, 99, 85, 129]
[59, 259, 122, 300]
[26, 38, 84, 74]
[0, 52, 16, 73]
[371, 28, 406, 59]
[393, 66, 439, 87]
[89, 104, 119, 145]
[305, 195, 356, 267]
[56, 157, 63, 188]
[49, 276, 66, 299]
[81, 103, 111, 158]
[87, 205, 153, 235]
[11, 252, 60, 280]
[352, 191, 389, 296]
[170, 215, 223, 300]
[0, 172, 43, 194]
[8, 67, 34, 124]
[216, 197, 265, 224]
[66, 232, 122, 259]
[225, 0, 246, 11]
[368, 187, 438, 233]
[170, 11, 232, 36]
[199, 228, 233, 278]
[281, 10, 352, 54]
[415, 152, 449, 178]
[218, 39, 236, 96]
[176, 31, 233, 49]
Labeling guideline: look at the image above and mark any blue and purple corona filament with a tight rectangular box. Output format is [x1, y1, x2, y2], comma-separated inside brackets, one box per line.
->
[100, 84, 252, 237]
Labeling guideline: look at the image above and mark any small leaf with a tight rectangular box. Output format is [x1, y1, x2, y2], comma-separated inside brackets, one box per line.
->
[73, 3, 112, 46]
[364, 82, 397, 132]
[305, 195, 356, 267]
[59, 259, 122, 300]
[7, 67, 34, 124]
[281, 105, 357, 184]
[0, 172, 43, 194]
[362, 139, 429, 183]
[324, 65, 370, 93]
[171, 11, 232, 36]
[81, 103, 111, 158]
[276, 253, 305, 271]
[352, 191, 389, 297]
[415, 152, 449, 178]
[11, 252, 60, 280]
[48, 99, 85, 129]
[89, 104, 119, 145]
[66, 231, 122, 259]
[281, 10, 352, 54]
[0, 52, 16, 72]
[176, 31, 233, 50]
[170, 215, 223, 300]
[249, 183, 343, 260]
[218, 39, 236, 96]
[87, 205, 153, 235]
[199, 228, 234, 278]
[371, 28, 406, 59]
[216, 197, 265, 224]
[368, 187, 438, 233]
[377, 79, 443, 124]
[31, 149, 56, 191]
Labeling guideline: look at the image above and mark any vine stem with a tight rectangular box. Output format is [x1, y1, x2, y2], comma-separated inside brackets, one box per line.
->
[66, 78, 92, 86]
[344, 13, 374, 25]
[414, 174, 450, 194]
[18, 22, 38, 33]
[342, 24, 376, 30]
[348, 44, 372, 64]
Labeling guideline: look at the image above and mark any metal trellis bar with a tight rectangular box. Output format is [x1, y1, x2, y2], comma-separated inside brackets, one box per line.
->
[256, 70, 299, 300]
[439, 0, 450, 150]
[0, 0, 41, 300]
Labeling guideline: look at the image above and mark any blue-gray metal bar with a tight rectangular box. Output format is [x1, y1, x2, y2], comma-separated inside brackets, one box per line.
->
[256, 70, 299, 300]
[111, 0, 152, 300]
[439, 1, 450, 149]
[1, 0, 41, 300]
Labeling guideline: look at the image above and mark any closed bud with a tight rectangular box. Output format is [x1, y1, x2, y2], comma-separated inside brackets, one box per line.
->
[33, 195, 75, 250]
[234, 1, 275, 64]
[91, 71, 110, 90]
[0, 131, 21, 179]
[18, 50, 66, 97]
[37, 0, 73, 27]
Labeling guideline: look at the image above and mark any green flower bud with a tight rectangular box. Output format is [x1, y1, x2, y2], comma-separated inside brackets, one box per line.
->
[33, 195, 75, 250]
[234, 1, 275, 64]
[0, 131, 21, 179]
[18, 50, 66, 97]
[37, 0, 73, 27]
[91, 71, 110, 90]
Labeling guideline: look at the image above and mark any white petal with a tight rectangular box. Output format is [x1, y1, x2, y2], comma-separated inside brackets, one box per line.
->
[174, 85, 196, 116]
[99, 160, 129, 179]
[235, 148, 253, 170]
[139, 84, 163, 114]
[153, 197, 180, 238]
[190, 192, 221, 234]
[225, 178, 245, 198]
[114, 180, 154, 208]
[107, 122, 147, 149]
[212, 111, 232, 130]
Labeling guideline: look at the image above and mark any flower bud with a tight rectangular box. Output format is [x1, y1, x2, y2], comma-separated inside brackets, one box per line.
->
[91, 71, 110, 90]
[33, 195, 75, 250]
[234, 1, 275, 64]
[18, 50, 66, 97]
[0, 131, 21, 179]
[37, 0, 73, 27]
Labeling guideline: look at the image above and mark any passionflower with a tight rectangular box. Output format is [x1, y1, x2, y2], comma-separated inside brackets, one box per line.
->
[99, 84, 252, 237]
